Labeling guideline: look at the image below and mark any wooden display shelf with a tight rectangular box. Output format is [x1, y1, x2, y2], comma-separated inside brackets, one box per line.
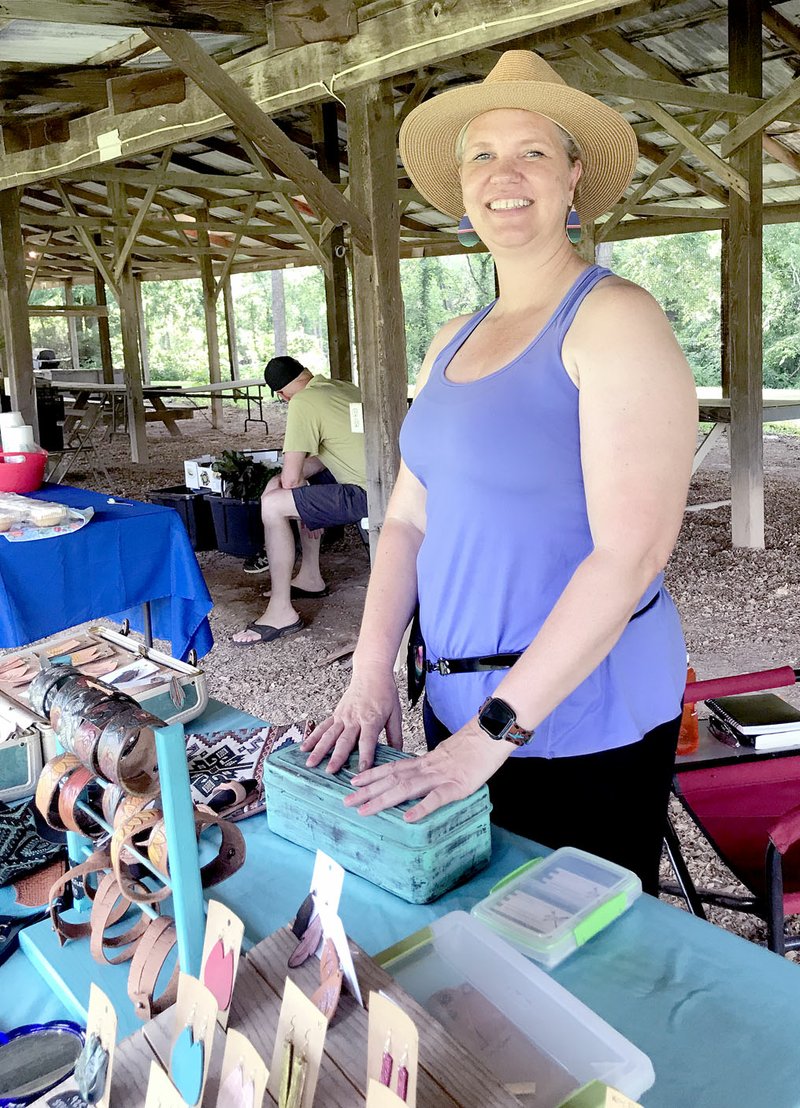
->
[34, 927, 520, 1107]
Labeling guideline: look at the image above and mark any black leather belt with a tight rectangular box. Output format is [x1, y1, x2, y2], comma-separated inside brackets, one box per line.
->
[427, 589, 661, 676]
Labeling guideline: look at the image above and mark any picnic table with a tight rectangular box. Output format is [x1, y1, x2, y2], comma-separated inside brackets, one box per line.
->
[47, 379, 199, 442]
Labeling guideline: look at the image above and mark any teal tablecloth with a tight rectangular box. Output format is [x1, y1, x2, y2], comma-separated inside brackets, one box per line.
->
[3, 701, 800, 1106]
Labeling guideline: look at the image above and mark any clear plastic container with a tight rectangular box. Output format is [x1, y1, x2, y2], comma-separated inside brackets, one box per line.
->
[382, 911, 654, 1107]
[471, 847, 642, 969]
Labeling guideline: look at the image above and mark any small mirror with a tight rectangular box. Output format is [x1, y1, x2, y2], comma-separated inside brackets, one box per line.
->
[0, 1026, 82, 1099]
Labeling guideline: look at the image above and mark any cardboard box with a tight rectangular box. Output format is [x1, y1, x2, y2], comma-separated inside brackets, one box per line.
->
[184, 450, 282, 495]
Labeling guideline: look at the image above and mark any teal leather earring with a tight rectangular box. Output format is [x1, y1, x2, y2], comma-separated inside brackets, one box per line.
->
[566, 207, 581, 243]
[171, 1022, 204, 1106]
[457, 214, 480, 247]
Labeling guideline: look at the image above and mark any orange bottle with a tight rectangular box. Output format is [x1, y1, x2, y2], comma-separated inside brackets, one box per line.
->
[677, 664, 699, 755]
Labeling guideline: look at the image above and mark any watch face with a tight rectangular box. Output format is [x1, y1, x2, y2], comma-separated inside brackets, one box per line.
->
[480, 697, 515, 739]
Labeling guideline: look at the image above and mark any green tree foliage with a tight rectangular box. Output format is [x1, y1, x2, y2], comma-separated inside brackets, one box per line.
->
[608, 232, 722, 386]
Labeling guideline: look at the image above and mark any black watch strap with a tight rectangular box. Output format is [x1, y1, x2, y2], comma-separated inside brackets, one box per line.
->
[478, 696, 534, 747]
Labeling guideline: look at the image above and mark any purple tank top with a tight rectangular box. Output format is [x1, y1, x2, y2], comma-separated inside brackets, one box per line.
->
[400, 265, 686, 758]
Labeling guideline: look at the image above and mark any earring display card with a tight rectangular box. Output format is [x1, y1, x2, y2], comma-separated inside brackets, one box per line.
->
[83, 983, 118, 1108]
[145, 1060, 187, 1108]
[216, 1026, 268, 1108]
[317, 904, 363, 1007]
[310, 850, 344, 917]
[367, 992, 419, 1108]
[169, 973, 218, 1107]
[267, 978, 327, 1108]
[201, 899, 245, 1029]
[366, 1078, 408, 1106]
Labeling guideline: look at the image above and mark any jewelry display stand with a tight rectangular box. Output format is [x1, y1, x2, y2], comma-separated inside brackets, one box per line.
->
[21, 721, 206, 1037]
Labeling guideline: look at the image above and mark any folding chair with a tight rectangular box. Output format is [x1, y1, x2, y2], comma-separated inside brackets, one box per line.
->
[663, 663, 800, 956]
[671, 757, 800, 955]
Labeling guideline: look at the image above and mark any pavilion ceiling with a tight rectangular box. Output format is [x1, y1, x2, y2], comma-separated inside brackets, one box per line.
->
[5, 0, 800, 286]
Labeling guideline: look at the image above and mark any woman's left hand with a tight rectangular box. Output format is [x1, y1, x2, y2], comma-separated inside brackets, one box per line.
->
[345, 719, 513, 822]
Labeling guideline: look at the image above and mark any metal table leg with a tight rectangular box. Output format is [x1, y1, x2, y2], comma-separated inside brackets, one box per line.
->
[663, 816, 708, 919]
[143, 601, 153, 648]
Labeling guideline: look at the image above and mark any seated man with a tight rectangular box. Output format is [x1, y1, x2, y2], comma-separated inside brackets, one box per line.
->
[233, 355, 367, 646]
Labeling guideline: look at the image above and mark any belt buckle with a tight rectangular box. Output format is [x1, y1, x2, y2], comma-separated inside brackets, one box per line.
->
[436, 658, 451, 675]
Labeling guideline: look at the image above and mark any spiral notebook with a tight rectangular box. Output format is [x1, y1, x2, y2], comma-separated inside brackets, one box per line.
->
[705, 692, 800, 736]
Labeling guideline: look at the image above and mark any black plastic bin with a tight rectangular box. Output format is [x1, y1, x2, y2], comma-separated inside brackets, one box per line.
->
[34, 384, 65, 452]
[148, 485, 217, 551]
[207, 495, 263, 558]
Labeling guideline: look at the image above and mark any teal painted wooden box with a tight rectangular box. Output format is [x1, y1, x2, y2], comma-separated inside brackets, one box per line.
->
[263, 743, 492, 903]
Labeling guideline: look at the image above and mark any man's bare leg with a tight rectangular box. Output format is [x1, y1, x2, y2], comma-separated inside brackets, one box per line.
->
[233, 488, 301, 643]
[290, 523, 326, 593]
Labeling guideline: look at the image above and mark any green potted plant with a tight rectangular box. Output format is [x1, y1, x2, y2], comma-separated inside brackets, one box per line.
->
[207, 451, 282, 557]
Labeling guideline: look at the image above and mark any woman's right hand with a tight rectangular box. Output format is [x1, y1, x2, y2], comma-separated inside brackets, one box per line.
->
[300, 666, 403, 774]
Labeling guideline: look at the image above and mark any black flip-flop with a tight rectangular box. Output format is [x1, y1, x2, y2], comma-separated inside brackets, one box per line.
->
[290, 585, 329, 599]
[233, 619, 304, 647]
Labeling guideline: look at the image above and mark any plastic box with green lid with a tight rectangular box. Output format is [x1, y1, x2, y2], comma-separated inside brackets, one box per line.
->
[263, 743, 491, 903]
[471, 846, 642, 968]
[377, 911, 654, 1106]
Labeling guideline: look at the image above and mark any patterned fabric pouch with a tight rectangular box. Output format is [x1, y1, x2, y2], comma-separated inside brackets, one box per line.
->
[186, 721, 313, 821]
[0, 799, 65, 887]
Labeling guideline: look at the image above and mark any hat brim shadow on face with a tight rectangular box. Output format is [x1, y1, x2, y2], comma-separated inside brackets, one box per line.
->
[398, 56, 639, 227]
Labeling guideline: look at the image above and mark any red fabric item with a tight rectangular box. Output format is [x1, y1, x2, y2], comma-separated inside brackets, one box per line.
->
[676, 757, 800, 914]
[685, 666, 796, 704]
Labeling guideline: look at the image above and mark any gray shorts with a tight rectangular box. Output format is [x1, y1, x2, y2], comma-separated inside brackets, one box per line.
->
[291, 469, 367, 530]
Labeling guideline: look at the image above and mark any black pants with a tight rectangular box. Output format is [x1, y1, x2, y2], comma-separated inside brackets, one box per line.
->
[422, 699, 680, 896]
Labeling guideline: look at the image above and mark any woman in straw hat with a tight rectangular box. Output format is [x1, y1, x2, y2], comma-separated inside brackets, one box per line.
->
[302, 51, 697, 892]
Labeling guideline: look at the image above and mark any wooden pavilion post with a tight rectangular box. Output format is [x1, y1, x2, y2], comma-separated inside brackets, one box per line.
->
[108, 180, 148, 462]
[134, 278, 151, 385]
[727, 0, 764, 549]
[197, 206, 223, 428]
[312, 102, 352, 382]
[93, 234, 115, 384]
[0, 187, 38, 431]
[720, 221, 731, 398]
[64, 279, 80, 372]
[347, 80, 407, 554]
[222, 276, 240, 380]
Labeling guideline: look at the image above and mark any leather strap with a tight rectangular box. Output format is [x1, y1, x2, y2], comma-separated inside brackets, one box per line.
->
[35, 752, 82, 830]
[89, 871, 155, 966]
[57, 764, 103, 837]
[27, 664, 82, 717]
[113, 793, 161, 831]
[49, 675, 111, 735]
[101, 783, 126, 827]
[96, 706, 161, 797]
[110, 808, 170, 904]
[147, 806, 246, 890]
[127, 913, 179, 1020]
[48, 850, 119, 945]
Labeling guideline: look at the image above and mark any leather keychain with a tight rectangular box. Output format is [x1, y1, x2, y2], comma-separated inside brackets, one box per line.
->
[89, 870, 155, 966]
[127, 913, 180, 1020]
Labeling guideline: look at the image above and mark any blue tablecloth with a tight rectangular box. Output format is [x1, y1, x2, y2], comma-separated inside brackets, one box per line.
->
[0, 484, 212, 660]
[3, 701, 800, 1106]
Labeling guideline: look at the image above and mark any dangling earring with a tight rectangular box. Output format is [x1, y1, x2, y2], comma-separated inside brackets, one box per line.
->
[566, 207, 581, 244]
[457, 214, 480, 247]
[171, 1010, 205, 1106]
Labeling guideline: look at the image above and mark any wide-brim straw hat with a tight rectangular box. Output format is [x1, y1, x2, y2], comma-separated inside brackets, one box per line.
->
[399, 50, 639, 225]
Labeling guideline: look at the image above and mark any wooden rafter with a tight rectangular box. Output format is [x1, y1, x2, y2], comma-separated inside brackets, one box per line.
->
[721, 75, 800, 158]
[5, 1, 269, 33]
[113, 147, 173, 283]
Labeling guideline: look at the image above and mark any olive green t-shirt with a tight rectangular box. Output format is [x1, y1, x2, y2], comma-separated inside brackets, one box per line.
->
[282, 376, 366, 489]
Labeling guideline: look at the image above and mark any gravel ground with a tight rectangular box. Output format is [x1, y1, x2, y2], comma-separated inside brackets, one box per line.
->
[61, 405, 800, 955]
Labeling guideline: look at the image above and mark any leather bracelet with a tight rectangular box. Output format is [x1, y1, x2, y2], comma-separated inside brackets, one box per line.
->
[57, 764, 103, 837]
[112, 793, 161, 831]
[148, 806, 246, 890]
[89, 871, 155, 966]
[101, 783, 126, 827]
[35, 752, 82, 830]
[28, 665, 82, 717]
[96, 706, 161, 797]
[110, 809, 170, 904]
[56, 687, 114, 756]
[49, 675, 111, 734]
[127, 914, 179, 1020]
[48, 850, 123, 945]
[70, 698, 126, 772]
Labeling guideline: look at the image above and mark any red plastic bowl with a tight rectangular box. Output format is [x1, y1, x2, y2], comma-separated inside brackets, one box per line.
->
[0, 450, 48, 493]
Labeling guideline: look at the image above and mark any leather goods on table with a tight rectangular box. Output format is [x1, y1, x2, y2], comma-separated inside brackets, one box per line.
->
[48, 850, 120, 944]
[127, 912, 179, 1020]
[27, 665, 82, 717]
[35, 752, 83, 831]
[147, 805, 246, 891]
[56, 763, 104, 838]
[95, 705, 161, 797]
[110, 808, 170, 904]
[89, 870, 156, 966]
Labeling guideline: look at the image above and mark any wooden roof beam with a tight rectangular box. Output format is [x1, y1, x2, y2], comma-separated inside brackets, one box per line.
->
[144, 27, 372, 253]
[0, 0, 653, 190]
[721, 74, 800, 158]
[762, 5, 800, 58]
[4, 2, 269, 34]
